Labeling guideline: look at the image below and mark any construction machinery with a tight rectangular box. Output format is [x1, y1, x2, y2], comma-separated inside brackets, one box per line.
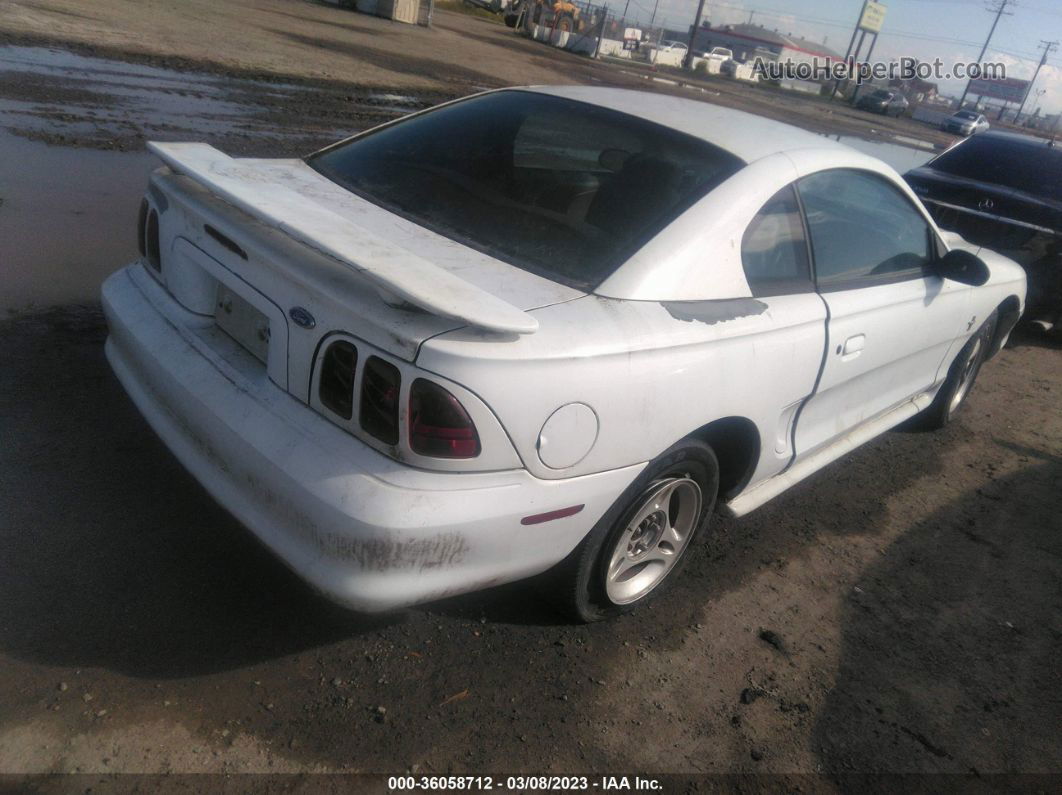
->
[463, 0, 583, 32]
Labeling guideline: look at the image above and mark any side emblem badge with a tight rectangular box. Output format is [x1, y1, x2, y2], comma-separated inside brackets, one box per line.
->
[289, 307, 316, 329]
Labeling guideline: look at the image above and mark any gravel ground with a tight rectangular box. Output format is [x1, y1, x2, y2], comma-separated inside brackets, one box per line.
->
[0, 0, 1060, 785]
[0, 311, 1059, 782]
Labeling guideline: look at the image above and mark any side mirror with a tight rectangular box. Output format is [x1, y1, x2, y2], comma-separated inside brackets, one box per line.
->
[935, 249, 990, 286]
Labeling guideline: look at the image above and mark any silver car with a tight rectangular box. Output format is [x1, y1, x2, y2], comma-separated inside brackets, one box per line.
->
[943, 110, 989, 136]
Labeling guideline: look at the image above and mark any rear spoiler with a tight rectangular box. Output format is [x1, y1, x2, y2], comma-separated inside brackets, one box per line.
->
[147, 142, 538, 335]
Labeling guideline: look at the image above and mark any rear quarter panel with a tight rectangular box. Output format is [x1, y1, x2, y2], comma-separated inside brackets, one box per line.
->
[417, 293, 826, 484]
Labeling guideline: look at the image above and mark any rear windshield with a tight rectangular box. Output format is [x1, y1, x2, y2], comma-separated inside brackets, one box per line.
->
[930, 136, 1062, 201]
[870, 90, 892, 99]
[307, 91, 743, 289]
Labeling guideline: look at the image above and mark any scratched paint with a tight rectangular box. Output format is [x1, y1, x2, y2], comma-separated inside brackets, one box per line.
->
[315, 531, 470, 572]
[662, 298, 768, 325]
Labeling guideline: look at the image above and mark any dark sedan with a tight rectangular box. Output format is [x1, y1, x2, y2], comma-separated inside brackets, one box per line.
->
[856, 89, 909, 117]
[905, 131, 1062, 330]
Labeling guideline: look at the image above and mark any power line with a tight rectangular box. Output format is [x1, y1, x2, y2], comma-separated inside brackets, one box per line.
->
[645, 0, 1054, 69]
[705, 2, 986, 48]
[959, 0, 1016, 106]
[702, 0, 1057, 63]
[1016, 39, 1059, 117]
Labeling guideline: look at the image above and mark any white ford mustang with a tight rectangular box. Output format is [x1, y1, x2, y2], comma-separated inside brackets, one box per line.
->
[102, 87, 1026, 621]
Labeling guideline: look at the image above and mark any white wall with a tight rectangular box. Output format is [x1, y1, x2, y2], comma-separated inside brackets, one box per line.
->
[528, 23, 598, 56]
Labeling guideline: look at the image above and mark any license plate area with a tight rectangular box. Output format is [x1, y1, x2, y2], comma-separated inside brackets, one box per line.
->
[215, 284, 270, 364]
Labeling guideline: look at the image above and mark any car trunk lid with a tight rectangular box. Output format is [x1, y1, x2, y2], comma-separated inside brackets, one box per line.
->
[149, 142, 584, 332]
[145, 143, 583, 401]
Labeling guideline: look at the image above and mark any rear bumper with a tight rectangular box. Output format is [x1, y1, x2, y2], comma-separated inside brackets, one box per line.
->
[102, 264, 641, 611]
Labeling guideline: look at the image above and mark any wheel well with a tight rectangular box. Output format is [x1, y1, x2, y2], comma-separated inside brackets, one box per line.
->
[689, 417, 760, 501]
[989, 295, 1022, 357]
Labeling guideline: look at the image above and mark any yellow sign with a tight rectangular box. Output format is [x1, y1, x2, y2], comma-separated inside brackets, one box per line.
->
[858, 0, 887, 34]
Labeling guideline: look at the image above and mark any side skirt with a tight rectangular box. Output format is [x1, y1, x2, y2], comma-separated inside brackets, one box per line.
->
[723, 390, 935, 518]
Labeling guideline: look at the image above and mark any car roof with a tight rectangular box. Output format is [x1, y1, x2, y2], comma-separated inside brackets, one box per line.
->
[522, 86, 845, 163]
[969, 129, 1057, 148]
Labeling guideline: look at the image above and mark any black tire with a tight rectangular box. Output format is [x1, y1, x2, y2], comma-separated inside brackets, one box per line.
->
[545, 439, 719, 622]
[918, 311, 997, 430]
[555, 12, 575, 32]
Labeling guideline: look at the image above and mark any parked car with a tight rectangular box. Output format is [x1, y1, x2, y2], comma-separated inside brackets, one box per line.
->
[856, 88, 909, 117]
[660, 40, 687, 52]
[942, 110, 989, 136]
[905, 130, 1061, 331]
[103, 87, 1025, 621]
[703, 46, 733, 63]
[719, 57, 741, 77]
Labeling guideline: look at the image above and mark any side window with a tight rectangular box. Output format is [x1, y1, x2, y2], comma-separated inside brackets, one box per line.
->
[797, 169, 933, 287]
[741, 185, 812, 296]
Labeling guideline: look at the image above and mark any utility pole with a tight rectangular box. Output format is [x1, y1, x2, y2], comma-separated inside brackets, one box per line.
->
[850, 31, 880, 105]
[957, 0, 1015, 109]
[830, 1, 873, 102]
[683, 0, 709, 69]
[649, 0, 659, 28]
[1015, 39, 1058, 121]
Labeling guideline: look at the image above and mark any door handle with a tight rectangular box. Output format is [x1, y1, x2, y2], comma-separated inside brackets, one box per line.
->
[840, 334, 865, 359]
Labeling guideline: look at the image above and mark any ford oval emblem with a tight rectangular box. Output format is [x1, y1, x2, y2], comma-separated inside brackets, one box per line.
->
[289, 307, 316, 329]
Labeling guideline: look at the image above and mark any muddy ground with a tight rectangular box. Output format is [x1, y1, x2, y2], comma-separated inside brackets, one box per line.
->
[0, 0, 961, 151]
[0, 0, 1060, 786]
[2, 308, 1060, 784]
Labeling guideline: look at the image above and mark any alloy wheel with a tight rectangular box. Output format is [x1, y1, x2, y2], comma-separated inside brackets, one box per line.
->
[604, 477, 702, 605]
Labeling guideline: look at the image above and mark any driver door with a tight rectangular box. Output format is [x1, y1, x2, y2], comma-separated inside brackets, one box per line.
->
[792, 168, 972, 457]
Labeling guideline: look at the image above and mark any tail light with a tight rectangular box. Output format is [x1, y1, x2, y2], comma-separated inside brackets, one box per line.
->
[360, 356, 401, 445]
[318, 340, 357, 420]
[409, 378, 480, 458]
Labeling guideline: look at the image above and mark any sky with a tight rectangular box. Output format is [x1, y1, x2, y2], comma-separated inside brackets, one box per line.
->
[614, 0, 1062, 116]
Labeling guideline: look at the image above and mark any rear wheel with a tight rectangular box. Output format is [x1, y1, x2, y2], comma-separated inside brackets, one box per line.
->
[918, 311, 997, 429]
[555, 12, 575, 32]
[548, 440, 719, 622]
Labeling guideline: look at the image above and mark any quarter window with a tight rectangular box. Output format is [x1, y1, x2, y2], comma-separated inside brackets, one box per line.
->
[741, 185, 811, 296]
[798, 169, 933, 286]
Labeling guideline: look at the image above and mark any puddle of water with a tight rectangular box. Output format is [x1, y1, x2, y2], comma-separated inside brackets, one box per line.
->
[0, 47, 432, 312]
[0, 45, 354, 145]
[0, 131, 157, 312]
[367, 93, 421, 105]
[0, 46, 253, 133]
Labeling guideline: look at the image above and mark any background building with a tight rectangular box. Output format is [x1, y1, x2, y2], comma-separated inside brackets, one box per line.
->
[690, 22, 842, 64]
